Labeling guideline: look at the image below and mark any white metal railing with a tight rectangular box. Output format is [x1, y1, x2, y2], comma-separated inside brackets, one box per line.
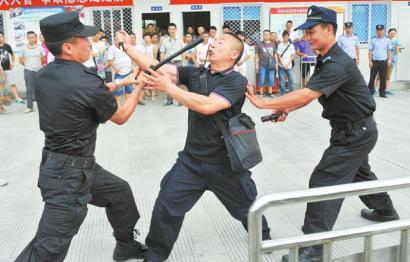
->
[248, 177, 410, 262]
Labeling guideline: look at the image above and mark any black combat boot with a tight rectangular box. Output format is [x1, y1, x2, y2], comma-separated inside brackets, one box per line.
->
[361, 208, 399, 222]
[113, 229, 146, 261]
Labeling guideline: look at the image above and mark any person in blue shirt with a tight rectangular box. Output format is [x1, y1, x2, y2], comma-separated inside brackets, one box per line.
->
[295, 30, 317, 86]
[338, 22, 360, 64]
[368, 24, 392, 98]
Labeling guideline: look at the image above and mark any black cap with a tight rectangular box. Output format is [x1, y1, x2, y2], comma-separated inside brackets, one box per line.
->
[344, 22, 353, 28]
[295, 5, 337, 31]
[376, 24, 385, 30]
[40, 11, 98, 43]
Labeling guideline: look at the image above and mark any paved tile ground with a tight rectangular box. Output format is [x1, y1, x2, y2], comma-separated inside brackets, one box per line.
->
[1, 88, 410, 262]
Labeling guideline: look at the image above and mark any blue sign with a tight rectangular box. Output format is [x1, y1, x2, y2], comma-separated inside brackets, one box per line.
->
[151, 6, 163, 12]
[191, 5, 202, 11]
[408, 1, 410, 6]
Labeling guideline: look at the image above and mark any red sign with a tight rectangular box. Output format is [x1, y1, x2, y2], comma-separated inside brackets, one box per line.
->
[270, 7, 308, 14]
[0, 0, 133, 10]
[170, 0, 370, 4]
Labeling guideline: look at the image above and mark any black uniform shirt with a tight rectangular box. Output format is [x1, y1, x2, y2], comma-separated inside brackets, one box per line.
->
[307, 43, 376, 123]
[178, 66, 247, 163]
[34, 58, 118, 157]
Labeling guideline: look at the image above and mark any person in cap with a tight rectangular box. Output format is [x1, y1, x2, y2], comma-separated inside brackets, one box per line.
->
[15, 11, 147, 262]
[337, 22, 360, 64]
[368, 24, 392, 98]
[245, 6, 399, 261]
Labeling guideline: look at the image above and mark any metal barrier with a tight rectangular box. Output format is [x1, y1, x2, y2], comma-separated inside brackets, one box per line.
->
[299, 56, 316, 89]
[248, 177, 410, 262]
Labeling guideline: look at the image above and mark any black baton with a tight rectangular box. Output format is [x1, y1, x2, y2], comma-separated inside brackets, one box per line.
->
[149, 36, 204, 72]
[261, 113, 283, 122]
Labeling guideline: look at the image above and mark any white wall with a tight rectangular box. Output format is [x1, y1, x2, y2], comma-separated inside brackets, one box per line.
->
[132, 0, 221, 40]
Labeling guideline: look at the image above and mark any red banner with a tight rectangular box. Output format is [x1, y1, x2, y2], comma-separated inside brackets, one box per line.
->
[170, 0, 371, 4]
[0, 0, 133, 10]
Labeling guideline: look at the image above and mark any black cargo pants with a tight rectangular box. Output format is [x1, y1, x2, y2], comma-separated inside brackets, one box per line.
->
[145, 151, 271, 261]
[15, 150, 140, 262]
[303, 117, 395, 234]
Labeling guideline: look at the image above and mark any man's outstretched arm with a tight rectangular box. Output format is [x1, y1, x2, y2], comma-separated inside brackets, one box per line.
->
[117, 31, 178, 84]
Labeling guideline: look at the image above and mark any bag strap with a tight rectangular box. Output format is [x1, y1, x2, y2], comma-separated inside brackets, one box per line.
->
[213, 114, 229, 136]
[199, 69, 228, 136]
[280, 43, 291, 58]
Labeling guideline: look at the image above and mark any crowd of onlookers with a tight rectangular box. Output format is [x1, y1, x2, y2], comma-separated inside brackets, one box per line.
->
[0, 19, 402, 116]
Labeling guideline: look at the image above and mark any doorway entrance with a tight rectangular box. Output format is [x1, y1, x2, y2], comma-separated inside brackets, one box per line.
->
[182, 11, 210, 35]
[142, 12, 170, 35]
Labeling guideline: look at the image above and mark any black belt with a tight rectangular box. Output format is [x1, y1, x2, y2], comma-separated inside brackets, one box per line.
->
[43, 150, 95, 169]
[330, 115, 375, 131]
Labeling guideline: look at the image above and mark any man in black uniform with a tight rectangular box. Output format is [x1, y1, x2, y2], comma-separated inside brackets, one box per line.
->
[115, 31, 271, 262]
[16, 12, 146, 262]
[246, 6, 399, 262]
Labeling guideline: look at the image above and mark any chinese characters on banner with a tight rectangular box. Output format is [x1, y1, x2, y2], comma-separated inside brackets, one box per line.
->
[270, 6, 345, 40]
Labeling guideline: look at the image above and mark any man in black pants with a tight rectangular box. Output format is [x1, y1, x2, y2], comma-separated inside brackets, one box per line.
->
[246, 6, 399, 262]
[368, 24, 392, 98]
[16, 12, 146, 262]
[115, 31, 271, 262]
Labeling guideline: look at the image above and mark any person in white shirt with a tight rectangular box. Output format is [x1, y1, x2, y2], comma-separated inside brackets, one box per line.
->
[193, 31, 210, 67]
[160, 23, 184, 106]
[130, 32, 139, 49]
[279, 20, 297, 43]
[107, 32, 134, 104]
[182, 33, 196, 67]
[137, 33, 158, 102]
[277, 31, 295, 95]
[83, 33, 103, 73]
[234, 31, 251, 77]
[209, 26, 217, 45]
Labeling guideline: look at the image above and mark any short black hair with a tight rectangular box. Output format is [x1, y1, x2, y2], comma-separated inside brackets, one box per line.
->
[222, 24, 230, 30]
[46, 37, 76, 56]
[168, 23, 177, 29]
[202, 31, 209, 35]
[185, 32, 193, 37]
[143, 32, 152, 38]
[129, 32, 136, 36]
[147, 23, 154, 27]
[224, 32, 244, 65]
[320, 23, 338, 36]
[388, 28, 397, 33]
[0, 31, 4, 36]
[209, 26, 217, 31]
[286, 20, 293, 24]
[236, 30, 245, 37]
[263, 29, 270, 33]
[282, 31, 289, 37]
[27, 31, 36, 36]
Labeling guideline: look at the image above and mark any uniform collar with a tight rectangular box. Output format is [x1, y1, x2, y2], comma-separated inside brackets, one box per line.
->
[317, 43, 340, 63]
[54, 57, 85, 66]
[54, 58, 93, 74]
